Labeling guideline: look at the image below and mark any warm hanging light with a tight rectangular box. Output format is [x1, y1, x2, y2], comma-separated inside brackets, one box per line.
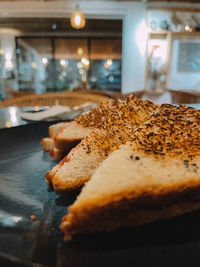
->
[77, 47, 83, 55]
[70, 5, 85, 29]
[107, 58, 112, 67]
[104, 58, 112, 69]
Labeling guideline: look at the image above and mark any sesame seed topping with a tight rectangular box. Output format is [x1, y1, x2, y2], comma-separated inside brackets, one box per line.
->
[78, 96, 200, 161]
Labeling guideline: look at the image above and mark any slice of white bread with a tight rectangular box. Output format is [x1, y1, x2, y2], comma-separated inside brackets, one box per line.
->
[49, 122, 69, 138]
[41, 122, 69, 151]
[50, 141, 103, 190]
[61, 146, 200, 239]
[49, 96, 157, 193]
[54, 121, 92, 150]
[60, 105, 200, 239]
[45, 154, 69, 185]
[45, 99, 123, 183]
[45, 99, 121, 180]
[41, 137, 54, 151]
[49, 147, 67, 161]
[42, 121, 91, 161]
[53, 100, 119, 151]
[42, 100, 117, 160]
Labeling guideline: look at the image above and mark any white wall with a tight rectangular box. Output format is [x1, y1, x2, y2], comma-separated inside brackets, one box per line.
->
[122, 2, 147, 93]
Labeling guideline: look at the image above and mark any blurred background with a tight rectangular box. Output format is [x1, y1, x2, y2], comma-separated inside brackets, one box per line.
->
[1, 0, 200, 104]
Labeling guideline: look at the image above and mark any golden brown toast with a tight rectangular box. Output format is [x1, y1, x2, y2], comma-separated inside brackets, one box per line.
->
[42, 100, 118, 160]
[50, 96, 157, 193]
[60, 104, 200, 239]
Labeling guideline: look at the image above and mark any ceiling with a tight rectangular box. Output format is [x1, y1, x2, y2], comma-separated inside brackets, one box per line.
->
[0, 17, 122, 36]
[0, 1, 199, 36]
[0, 0, 200, 2]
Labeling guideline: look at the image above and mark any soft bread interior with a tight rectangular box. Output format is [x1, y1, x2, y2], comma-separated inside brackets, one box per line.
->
[41, 137, 54, 151]
[57, 122, 92, 139]
[72, 145, 200, 205]
[61, 145, 200, 238]
[59, 103, 200, 239]
[52, 143, 103, 192]
[49, 122, 69, 138]
[42, 122, 69, 152]
[49, 147, 65, 161]
[54, 121, 92, 150]
[50, 97, 158, 192]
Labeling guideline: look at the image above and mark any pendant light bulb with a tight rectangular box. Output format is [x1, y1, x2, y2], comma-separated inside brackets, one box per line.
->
[70, 5, 85, 29]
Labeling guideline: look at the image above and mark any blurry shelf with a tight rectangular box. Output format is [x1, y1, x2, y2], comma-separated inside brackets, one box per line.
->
[149, 30, 200, 39]
[149, 30, 170, 39]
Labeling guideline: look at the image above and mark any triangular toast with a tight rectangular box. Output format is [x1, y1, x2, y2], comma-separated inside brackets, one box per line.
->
[49, 96, 157, 192]
[42, 99, 118, 161]
[45, 99, 121, 182]
[60, 104, 200, 239]
[54, 99, 118, 150]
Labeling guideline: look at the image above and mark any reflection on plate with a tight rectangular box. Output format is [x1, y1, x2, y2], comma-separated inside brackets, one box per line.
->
[21, 106, 50, 112]
[20, 103, 97, 122]
[20, 105, 71, 121]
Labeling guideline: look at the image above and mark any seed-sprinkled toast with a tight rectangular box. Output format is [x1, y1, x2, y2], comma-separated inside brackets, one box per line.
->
[60, 104, 200, 239]
[49, 96, 158, 192]
[42, 99, 118, 161]
[45, 99, 121, 182]
[41, 122, 69, 151]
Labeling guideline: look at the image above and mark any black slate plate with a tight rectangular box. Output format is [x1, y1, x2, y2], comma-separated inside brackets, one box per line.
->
[1, 123, 200, 267]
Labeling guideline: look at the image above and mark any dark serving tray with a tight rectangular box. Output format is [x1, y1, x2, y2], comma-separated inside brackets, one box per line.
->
[1, 122, 200, 267]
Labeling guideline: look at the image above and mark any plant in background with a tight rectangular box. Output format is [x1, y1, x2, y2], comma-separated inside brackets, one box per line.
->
[147, 45, 166, 91]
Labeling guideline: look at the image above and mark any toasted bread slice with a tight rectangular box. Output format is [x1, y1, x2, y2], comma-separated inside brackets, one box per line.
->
[60, 105, 200, 239]
[43, 121, 91, 160]
[41, 122, 69, 152]
[54, 121, 92, 150]
[49, 122, 69, 138]
[61, 147, 200, 239]
[46, 99, 122, 180]
[46, 99, 122, 182]
[51, 142, 103, 191]
[53, 100, 119, 151]
[43, 100, 117, 159]
[50, 96, 157, 193]
[45, 151, 76, 185]
[40, 137, 54, 151]
[49, 147, 67, 161]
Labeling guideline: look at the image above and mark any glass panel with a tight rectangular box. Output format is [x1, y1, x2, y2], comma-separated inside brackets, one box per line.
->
[16, 38, 52, 93]
[89, 39, 122, 91]
[90, 39, 122, 60]
[53, 38, 89, 91]
[55, 38, 88, 59]
[15, 36, 122, 93]
[0, 18, 122, 99]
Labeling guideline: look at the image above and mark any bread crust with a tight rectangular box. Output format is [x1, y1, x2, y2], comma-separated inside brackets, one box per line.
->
[49, 148, 65, 161]
[61, 180, 200, 239]
[49, 122, 69, 138]
[58, 100, 200, 239]
[52, 175, 90, 193]
[54, 138, 80, 151]
[49, 96, 158, 192]
[40, 137, 54, 151]
[61, 201, 200, 240]
[45, 154, 70, 184]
